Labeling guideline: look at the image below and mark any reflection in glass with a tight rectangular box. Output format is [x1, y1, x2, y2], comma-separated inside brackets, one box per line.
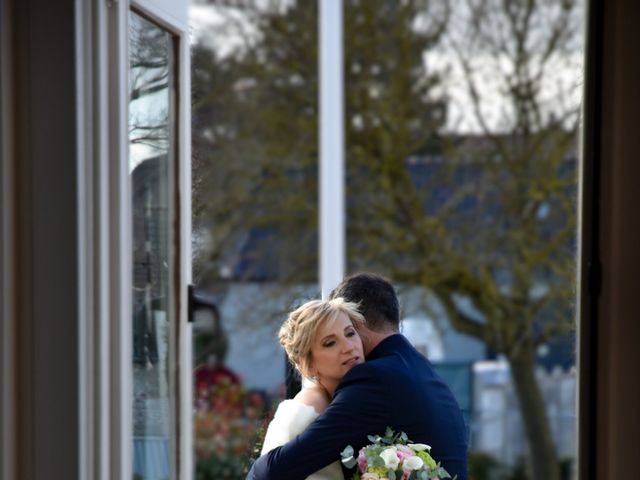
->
[129, 11, 175, 480]
[343, 1, 582, 479]
[190, 1, 319, 478]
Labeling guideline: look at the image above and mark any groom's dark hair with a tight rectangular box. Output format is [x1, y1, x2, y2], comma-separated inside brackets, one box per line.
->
[329, 272, 400, 333]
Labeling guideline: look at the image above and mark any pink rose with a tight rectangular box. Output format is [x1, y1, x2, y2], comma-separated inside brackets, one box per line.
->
[397, 449, 413, 462]
[357, 449, 368, 473]
[397, 445, 413, 455]
[396, 445, 415, 464]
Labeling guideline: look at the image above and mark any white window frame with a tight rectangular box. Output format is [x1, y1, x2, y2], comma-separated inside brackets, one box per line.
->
[319, 0, 345, 299]
[128, 2, 193, 479]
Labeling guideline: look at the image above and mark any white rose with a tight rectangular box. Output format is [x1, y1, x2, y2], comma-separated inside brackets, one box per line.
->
[407, 443, 431, 452]
[380, 447, 400, 470]
[403, 456, 424, 471]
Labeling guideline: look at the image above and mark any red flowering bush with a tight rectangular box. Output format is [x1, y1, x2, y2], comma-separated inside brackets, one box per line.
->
[194, 375, 279, 480]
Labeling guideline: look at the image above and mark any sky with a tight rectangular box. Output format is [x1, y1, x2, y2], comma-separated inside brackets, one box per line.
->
[187, 1, 584, 134]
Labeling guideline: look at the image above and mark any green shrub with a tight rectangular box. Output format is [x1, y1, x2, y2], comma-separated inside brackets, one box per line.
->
[467, 451, 501, 480]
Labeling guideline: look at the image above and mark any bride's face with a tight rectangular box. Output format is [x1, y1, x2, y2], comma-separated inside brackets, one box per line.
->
[310, 312, 364, 384]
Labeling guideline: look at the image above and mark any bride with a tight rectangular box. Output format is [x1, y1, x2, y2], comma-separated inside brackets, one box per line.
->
[260, 297, 366, 480]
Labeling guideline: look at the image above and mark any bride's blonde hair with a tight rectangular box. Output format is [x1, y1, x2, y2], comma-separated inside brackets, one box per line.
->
[278, 297, 364, 378]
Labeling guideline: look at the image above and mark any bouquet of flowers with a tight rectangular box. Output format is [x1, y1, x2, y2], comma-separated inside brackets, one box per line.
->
[340, 428, 454, 480]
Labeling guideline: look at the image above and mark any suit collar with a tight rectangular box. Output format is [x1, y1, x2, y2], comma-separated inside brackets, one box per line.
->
[365, 333, 410, 361]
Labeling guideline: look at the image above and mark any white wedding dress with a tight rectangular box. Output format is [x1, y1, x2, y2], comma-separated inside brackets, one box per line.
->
[261, 399, 344, 480]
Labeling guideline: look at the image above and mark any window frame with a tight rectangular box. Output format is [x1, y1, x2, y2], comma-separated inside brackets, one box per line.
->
[76, 0, 192, 478]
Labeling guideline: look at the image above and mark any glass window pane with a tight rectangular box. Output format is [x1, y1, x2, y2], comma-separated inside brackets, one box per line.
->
[190, 0, 319, 477]
[344, 1, 582, 479]
[129, 11, 177, 480]
[190, 1, 584, 479]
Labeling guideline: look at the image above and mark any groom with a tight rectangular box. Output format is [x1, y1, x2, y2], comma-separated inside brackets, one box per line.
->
[247, 273, 468, 480]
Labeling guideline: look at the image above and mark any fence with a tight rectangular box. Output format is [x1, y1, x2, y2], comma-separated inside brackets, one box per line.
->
[471, 360, 576, 466]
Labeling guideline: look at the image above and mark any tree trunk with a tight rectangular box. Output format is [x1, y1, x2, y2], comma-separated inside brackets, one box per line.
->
[507, 344, 560, 480]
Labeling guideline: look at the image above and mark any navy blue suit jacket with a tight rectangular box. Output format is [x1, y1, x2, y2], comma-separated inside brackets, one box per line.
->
[247, 334, 468, 480]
